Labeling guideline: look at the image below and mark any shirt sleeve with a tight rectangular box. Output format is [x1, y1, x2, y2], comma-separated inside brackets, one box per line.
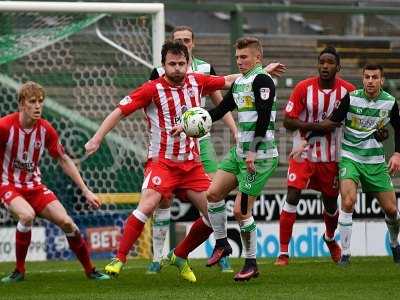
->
[44, 122, 65, 159]
[195, 73, 225, 96]
[329, 93, 350, 123]
[210, 65, 217, 76]
[390, 101, 400, 153]
[285, 82, 306, 119]
[118, 82, 154, 117]
[251, 74, 276, 151]
[208, 86, 237, 122]
[149, 68, 160, 80]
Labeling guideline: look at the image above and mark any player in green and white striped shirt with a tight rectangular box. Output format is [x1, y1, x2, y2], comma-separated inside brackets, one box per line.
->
[205, 37, 278, 281]
[308, 64, 400, 265]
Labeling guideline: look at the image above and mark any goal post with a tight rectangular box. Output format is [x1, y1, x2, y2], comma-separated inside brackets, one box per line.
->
[0, 2, 165, 261]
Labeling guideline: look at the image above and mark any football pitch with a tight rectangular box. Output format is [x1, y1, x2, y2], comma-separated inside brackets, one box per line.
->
[1, 257, 399, 300]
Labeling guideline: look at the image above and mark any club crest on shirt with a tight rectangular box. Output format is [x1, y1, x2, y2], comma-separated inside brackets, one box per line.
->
[379, 110, 388, 118]
[260, 88, 270, 100]
[34, 140, 42, 150]
[152, 176, 162, 185]
[285, 101, 294, 113]
[119, 96, 132, 106]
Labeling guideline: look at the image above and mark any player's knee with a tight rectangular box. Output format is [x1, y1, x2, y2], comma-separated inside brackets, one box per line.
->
[206, 189, 222, 203]
[18, 211, 35, 225]
[383, 205, 397, 217]
[341, 196, 355, 212]
[59, 217, 77, 233]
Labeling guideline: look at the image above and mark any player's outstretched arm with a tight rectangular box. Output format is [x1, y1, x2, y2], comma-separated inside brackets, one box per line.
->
[265, 62, 287, 78]
[57, 154, 101, 209]
[210, 90, 238, 142]
[85, 108, 123, 156]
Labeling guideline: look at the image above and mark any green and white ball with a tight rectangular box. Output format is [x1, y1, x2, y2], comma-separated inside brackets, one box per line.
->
[181, 107, 212, 138]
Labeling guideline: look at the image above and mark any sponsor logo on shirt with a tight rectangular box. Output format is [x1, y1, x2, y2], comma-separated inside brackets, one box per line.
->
[119, 96, 132, 106]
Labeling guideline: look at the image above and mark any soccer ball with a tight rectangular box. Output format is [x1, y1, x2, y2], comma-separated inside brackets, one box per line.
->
[181, 107, 212, 138]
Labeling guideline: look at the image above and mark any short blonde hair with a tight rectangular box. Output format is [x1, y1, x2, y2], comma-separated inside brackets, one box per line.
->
[18, 81, 45, 103]
[235, 37, 263, 57]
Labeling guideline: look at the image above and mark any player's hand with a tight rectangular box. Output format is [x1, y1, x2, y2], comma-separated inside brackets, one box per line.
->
[82, 188, 101, 209]
[232, 129, 238, 144]
[388, 152, 400, 176]
[265, 62, 287, 78]
[245, 151, 257, 173]
[85, 138, 100, 156]
[315, 119, 341, 133]
[374, 127, 389, 142]
[171, 125, 184, 136]
[289, 139, 308, 162]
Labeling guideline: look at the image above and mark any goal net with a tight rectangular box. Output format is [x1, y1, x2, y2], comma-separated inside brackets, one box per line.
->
[0, 2, 164, 261]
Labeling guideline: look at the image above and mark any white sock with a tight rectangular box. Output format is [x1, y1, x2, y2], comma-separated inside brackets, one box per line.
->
[240, 217, 257, 259]
[385, 211, 400, 248]
[338, 210, 353, 256]
[283, 201, 297, 213]
[207, 200, 227, 240]
[17, 222, 31, 233]
[152, 208, 170, 262]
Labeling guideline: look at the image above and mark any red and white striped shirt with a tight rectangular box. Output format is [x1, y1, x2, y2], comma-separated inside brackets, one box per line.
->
[0, 112, 65, 189]
[119, 73, 225, 161]
[285, 76, 355, 162]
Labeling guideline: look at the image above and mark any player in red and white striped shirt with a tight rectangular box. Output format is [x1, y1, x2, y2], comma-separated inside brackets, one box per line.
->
[85, 41, 240, 281]
[0, 82, 109, 283]
[275, 47, 356, 266]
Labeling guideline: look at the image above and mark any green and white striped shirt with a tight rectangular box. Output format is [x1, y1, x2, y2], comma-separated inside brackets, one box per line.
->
[342, 89, 395, 164]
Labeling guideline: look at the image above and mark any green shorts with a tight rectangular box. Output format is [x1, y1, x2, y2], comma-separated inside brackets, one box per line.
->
[339, 157, 394, 193]
[200, 137, 218, 174]
[218, 147, 278, 197]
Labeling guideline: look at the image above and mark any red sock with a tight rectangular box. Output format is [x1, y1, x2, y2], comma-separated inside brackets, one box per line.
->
[15, 230, 31, 273]
[116, 214, 145, 263]
[66, 231, 93, 274]
[323, 210, 338, 240]
[175, 217, 213, 259]
[279, 210, 296, 253]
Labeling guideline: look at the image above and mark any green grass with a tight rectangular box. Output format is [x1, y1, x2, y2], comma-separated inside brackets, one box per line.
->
[1, 257, 400, 300]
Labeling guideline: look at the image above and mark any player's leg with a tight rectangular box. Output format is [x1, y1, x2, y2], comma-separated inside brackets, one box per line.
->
[105, 188, 162, 276]
[233, 157, 278, 281]
[39, 199, 109, 280]
[376, 190, 400, 263]
[1, 191, 35, 283]
[337, 158, 360, 265]
[363, 162, 400, 263]
[147, 198, 172, 274]
[233, 192, 259, 281]
[168, 191, 213, 283]
[275, 158, 312, 266]
[317, 162, 341, 263]
[206, 147, 238, 266]
[199, 138, 233, 271]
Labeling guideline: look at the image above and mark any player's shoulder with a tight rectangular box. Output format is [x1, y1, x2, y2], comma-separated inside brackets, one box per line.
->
[294, 76, 317, 90]
[0, 112, 18, 129]
[380, 90, 396, 101]
[349, 89, 364, 97]
[336, 77, 356, 91]
[39, 118, 57, 132]
[193, 57, 213, 74]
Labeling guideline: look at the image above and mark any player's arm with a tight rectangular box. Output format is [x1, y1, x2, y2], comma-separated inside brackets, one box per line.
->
[85, 84, 153, 155]
[265, 62, 287, 78]
[246, 74, 275, 173]
[85, 108, 123, 156]
[388, 101, 400, 175]
[209, 66, 238, 141]
[304, 93, 350, 141]
[57, 154, 101, 208]
[208, 86, 237, 122]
